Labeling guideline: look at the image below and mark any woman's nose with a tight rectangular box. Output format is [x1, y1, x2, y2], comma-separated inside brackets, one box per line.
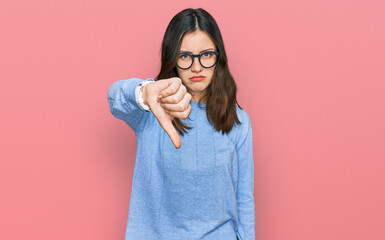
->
[191, 58, 202, 72]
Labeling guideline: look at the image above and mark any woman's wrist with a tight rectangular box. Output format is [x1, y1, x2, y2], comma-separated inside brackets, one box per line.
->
[142, 84, 148, 106]
[135, 79, 154, 112]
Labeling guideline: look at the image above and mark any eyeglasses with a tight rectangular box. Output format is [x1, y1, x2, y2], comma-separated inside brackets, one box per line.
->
[176, 51, 220, 70]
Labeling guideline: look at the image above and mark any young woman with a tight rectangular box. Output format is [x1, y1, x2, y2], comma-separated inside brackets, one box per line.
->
[107, 8, 255, 240]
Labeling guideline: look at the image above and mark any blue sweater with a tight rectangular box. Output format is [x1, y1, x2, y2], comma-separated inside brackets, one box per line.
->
[107, 78, 255, 240]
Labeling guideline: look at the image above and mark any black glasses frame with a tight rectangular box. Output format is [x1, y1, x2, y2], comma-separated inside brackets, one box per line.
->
[176, 51, 220, 70]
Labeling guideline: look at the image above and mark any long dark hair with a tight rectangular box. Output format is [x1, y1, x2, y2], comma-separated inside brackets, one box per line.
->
[155, 8, 242, 135]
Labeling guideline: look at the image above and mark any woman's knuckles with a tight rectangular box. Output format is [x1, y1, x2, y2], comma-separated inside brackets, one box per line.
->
[180, 111, 189, 119]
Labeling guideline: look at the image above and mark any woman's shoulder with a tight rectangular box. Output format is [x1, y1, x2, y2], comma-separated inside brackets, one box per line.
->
[235, 105, 251, 126]
[230, 105, 252, 149]
[224, 105, 251, 144]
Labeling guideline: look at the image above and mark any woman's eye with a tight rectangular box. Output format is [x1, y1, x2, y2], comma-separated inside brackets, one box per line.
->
[180, 54, 190, 59]
[202, 52, 212, 58]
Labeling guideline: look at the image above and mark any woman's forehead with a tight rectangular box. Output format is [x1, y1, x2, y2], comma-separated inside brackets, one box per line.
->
[180, 30, 216, 53]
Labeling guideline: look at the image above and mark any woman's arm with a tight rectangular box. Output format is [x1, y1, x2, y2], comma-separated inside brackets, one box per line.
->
[235, 112, 256, 240]
[107, 78, 152, 132]
[107, 77, 192, 148]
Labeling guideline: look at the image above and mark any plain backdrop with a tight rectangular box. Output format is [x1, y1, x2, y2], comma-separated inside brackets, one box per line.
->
[1, 0, 384, 239]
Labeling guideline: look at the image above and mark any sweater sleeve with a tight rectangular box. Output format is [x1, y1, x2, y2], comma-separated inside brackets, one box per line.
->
[235, 111, 256, 240]
[107, 78, 152, 132]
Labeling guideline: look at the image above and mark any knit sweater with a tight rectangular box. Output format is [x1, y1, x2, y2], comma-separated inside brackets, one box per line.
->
[107, 78, 255, 240]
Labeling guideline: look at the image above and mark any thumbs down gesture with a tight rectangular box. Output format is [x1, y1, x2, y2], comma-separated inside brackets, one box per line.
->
[142, 77, 192, 149]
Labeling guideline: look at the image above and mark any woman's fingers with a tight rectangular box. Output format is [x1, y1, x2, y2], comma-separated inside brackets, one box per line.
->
[161, 91, 192, 112]
[160, 84, 186, 104]
[167, 104, 192, 120]
[158, 77, 182, 99]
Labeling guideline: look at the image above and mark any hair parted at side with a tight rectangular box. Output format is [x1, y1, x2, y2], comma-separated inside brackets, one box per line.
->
[155, 8, 242, 135]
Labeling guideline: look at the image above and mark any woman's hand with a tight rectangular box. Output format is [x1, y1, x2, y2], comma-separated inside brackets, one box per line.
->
[142, 77, 192, 149]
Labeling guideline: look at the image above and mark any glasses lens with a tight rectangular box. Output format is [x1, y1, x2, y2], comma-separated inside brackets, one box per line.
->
[200, 52, 217, 68]
[177, 53, 192, 69]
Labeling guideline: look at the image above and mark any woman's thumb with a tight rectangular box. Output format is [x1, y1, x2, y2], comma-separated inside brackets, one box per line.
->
[159, 119, 181, 149]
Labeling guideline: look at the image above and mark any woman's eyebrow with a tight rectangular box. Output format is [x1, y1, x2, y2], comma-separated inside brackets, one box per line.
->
[179, 48, 216, 53]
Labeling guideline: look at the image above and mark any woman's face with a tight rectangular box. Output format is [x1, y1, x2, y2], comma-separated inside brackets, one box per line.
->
[176, 30, 217, 102]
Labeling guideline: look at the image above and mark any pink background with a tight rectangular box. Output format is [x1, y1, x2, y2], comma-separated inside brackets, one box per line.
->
[1, 0, 384, 239]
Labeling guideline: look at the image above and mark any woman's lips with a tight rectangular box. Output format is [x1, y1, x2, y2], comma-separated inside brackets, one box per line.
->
[189, 76, 206, 82]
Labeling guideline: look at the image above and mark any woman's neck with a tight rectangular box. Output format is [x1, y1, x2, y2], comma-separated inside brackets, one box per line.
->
[191, 92, 206, 103]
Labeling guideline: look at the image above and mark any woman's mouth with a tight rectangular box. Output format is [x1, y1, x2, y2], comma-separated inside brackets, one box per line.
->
[189, 75, 206, 82]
